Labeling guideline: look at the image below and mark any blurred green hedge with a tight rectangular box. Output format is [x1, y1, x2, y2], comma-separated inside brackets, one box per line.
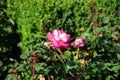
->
[7, 0, 120, 51]
[3, 0, 120, 79]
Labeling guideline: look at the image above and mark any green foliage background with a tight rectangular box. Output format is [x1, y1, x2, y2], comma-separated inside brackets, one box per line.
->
[0, 0, 120, 80]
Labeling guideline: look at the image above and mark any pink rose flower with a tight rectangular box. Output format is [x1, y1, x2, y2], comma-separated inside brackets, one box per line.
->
[72, 37, 87, 48]
[47, 29, 71, 50]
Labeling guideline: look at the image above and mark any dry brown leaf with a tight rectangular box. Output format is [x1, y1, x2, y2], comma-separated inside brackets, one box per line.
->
[38, 74, 45, 80]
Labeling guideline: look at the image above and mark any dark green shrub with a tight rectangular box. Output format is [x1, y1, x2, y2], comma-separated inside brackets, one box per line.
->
[0, 0, 21, 79]
[5, 0, 120, 79]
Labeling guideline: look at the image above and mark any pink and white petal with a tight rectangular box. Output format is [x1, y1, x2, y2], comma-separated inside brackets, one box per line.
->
[79, 43, 84, 47]
[47, 32, 54, 41]
[53, 29, 59, 36]
[58, 30, 63, 35]
[55, 36, 60, 41]
[59, 33, 67, 42]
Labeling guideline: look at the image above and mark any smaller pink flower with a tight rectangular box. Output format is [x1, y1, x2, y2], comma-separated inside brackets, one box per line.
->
[72, 37, 87, 48]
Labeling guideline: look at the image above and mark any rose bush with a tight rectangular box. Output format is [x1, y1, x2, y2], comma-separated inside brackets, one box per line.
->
[4, 0, 120, 80]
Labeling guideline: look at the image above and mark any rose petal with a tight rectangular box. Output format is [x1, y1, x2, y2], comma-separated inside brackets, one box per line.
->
[54, 36, 60, 41]
[59, 33, 67, 42]
[47, 32, 54, 41]
[53, 29, 59, 36]
[52, 40, 60, 48]
[79, 43, 84, 47]
[59, 41, 70, 49]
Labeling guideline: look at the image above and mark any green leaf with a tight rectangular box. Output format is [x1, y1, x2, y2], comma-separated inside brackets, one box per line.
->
[111, 65, 120, 72]
[117, 53, 120, 61]
[103, 16, 110, 24]
[16, 64, 25, 71]
[20, 52, 29, 59]
[0, 60, 3, 67]
[106, 75, 111, 80]
[93, 51, 97, 58]
[5, 74, 12, 80]
[36, 63, 47, 72]
[8, 18, 15, 25]
[64, 51, 72, 57]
